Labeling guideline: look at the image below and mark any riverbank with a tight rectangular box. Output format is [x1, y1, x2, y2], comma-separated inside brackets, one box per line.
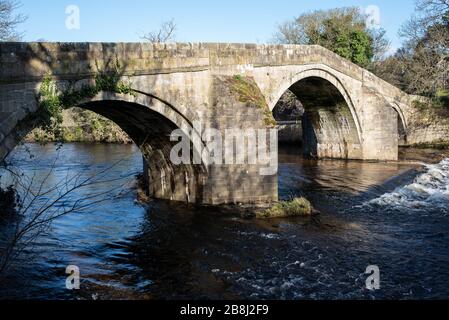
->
[24, 108, 133, 144]
[399, 146, 449, 164]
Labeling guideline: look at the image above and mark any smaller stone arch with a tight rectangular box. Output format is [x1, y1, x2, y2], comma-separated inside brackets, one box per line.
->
[269, 66, 363, 143]
[390, 102, 408, 132]
[269, 66, 363, 159]
[389, 102, 408, 146]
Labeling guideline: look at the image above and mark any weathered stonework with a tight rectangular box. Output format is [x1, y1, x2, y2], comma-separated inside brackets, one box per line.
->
[0, 42, 419, 204]
[407, 124, 449, 146]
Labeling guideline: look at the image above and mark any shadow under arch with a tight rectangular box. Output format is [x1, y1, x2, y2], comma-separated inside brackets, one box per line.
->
[270, 67, 363, 144]
[4, 91, 207, 203]
[389, 102, 408, 146]
[272, 71, 363, 160]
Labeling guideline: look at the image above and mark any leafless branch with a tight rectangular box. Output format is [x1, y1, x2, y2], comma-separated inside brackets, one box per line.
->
[141, 19, 176, 43]
[0, 0, 27, 41]
[0, 156, 138, 276]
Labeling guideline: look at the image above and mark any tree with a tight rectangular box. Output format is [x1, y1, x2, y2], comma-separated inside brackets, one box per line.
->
[369, 0, 448, 106]
[273, 7, 390, 67]
[395, 0, 449, 98]
[416, 0, 449, 24]
[0, 0, 27, 41]
[0, 157, 135, 277]
[368, 53, 408, 89]
[141, 19, 176, 43]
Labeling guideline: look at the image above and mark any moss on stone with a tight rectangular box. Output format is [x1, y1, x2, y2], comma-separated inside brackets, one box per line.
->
[227, 75, 277, 127]
[257, 197, 313, 219]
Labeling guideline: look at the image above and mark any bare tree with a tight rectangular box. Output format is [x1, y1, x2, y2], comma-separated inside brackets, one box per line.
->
[0, 0, 27, 41]
[400, 0, 449, 47]
[141, 19, 176, 43]
[0, 156, 137, 277]
[416, 0, 449, 23]
[394, 0, 449, 97]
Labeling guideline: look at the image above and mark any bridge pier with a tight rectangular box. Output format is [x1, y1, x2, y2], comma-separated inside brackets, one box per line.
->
[143, 159, 204, 203]
[198, 76, 278, 205]
[361, 89, 399, 161]
[140, 75, 279, 205]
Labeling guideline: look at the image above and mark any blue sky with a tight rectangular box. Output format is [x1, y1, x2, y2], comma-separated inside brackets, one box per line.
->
[17, 0, 416, 50]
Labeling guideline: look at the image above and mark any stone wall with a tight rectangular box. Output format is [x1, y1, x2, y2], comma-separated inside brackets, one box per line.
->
[407, 123, 449, 146]
[0, 42, 419, 204]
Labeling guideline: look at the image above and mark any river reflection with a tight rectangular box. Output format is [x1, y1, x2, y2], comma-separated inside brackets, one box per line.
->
[0, 143, 448, 300]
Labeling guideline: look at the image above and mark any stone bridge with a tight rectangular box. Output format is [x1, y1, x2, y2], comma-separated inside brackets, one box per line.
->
[0, 42, 416, 205]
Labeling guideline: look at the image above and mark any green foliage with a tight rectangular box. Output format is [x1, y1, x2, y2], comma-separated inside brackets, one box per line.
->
[228, 75, 277, 127]
[436, 90, 449, 108]
[319, 18, 374, 67]
[412, 99, 429, 111]
[413, 93, 449, 111]
[274, 7, 388, 67]
[37, 74, 65, 139]
[37, 61, 134, 139]
[27, 107, 133, 144]
[230, 75, 267, 109]
[372, 1, 449, 102]
[411, 97, 449, 127]
[257, 197, 313, 219]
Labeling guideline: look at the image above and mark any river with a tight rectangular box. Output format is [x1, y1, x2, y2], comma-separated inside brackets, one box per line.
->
[0, 143, 448, 300]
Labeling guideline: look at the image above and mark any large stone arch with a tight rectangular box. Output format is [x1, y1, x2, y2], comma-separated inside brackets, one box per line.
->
[269, 67, 363, 159]
[77, 91, 204, 150]
[2, 91, 207, 203]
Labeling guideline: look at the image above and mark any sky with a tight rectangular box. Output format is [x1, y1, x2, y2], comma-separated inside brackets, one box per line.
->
[17, 0, 417, 51]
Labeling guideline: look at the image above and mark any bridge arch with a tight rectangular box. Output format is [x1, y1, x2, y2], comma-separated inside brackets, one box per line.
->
[271, 68, 363, 159]
[270, 67, 363, 143]
[77, 91, 203, 147]
[3, 91, 206, 203]
[389, 102, 408, 146]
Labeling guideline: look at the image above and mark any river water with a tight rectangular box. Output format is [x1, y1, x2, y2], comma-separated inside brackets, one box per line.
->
[0, 143, 448, 300]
